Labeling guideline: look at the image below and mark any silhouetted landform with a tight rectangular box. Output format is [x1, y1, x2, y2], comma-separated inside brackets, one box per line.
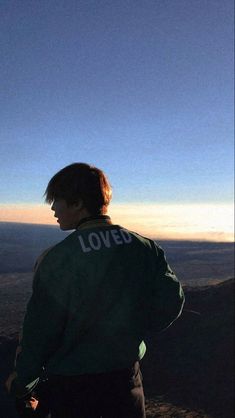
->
[0, 222, 234, 286]
[0, 275, 234, 417]
[142, 279, 234, 418]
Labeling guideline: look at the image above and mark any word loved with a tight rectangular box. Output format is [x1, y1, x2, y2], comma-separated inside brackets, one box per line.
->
[78, 228, 132, 252]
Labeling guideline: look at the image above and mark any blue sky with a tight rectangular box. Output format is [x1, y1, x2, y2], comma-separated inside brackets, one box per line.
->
[0, 0, 234, 239]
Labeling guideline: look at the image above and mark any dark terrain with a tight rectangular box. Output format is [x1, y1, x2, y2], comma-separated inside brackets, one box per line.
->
[0, 222, 234, 417]
[142, 279, 234, 418]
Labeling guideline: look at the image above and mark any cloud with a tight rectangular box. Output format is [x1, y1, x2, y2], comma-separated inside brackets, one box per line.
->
[0, 202, 234, 242]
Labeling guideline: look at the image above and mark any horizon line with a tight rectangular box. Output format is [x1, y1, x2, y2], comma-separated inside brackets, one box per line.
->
[0, 202, 233, 243]
[0, 220, 234, 244]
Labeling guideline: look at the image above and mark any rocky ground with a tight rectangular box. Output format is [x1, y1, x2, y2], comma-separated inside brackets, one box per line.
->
[146, 399, 214, 417]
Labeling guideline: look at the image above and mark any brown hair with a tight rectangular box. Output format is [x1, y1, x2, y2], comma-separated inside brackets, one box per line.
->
[44, 163, 112, 215]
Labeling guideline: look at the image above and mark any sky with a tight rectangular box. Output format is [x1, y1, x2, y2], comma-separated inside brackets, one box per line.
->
[0, 0, 234, 241]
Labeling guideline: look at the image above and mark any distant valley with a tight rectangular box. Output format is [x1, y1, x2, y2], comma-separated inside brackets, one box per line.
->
[0, 222, 234, 286]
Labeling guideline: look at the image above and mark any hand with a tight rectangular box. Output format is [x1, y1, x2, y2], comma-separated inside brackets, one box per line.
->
[6, 373, 39, 411]
[25, 397, 39, 410]
[5, 371, 17, 394]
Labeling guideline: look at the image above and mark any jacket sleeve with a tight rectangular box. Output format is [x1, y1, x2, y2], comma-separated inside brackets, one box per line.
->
[147, 242, 185, 333]
[14, 256, 69, 394]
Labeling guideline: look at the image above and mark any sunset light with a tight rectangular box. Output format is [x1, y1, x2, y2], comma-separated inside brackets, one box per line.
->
[1, 202, 233, 242]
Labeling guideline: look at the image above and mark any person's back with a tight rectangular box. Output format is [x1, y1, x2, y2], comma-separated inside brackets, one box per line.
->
[6, 163, 184, 418]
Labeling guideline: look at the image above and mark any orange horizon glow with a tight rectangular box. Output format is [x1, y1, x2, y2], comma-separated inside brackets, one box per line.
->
[0, 202, 234, 242]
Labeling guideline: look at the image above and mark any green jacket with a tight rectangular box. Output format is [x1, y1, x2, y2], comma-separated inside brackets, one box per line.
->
[15, 218, 184, 392]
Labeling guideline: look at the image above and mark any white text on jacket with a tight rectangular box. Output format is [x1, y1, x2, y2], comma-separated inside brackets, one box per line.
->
[78, 229, 132, 252]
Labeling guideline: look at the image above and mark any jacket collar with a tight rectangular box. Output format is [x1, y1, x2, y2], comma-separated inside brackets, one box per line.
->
[76, 215, 112, 230]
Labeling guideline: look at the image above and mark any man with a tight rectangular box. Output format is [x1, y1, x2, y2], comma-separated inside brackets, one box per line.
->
[6, 162, 184, 418]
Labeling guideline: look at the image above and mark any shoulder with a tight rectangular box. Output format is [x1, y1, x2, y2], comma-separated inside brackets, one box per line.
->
[34, 246, 54, 272]
[34, 232, 76, 272]
[127, 228, 169, 260]
[122, 227, 160, 252]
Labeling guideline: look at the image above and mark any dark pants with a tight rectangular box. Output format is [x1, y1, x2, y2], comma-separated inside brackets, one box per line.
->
[48, 362, 146, 418]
